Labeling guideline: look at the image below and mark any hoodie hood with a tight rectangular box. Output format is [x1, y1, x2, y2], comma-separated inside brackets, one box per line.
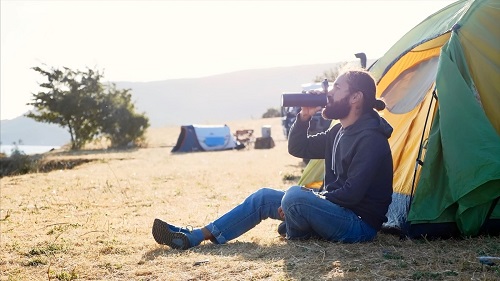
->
[343, 110, 393, 139]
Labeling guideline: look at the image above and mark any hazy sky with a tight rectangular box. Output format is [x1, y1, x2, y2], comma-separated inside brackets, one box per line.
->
[1, 0, 455, 120]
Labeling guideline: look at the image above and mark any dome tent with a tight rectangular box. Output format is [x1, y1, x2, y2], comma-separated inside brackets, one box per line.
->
[171, 124, 239, 152]
[298, 0, 500, 238]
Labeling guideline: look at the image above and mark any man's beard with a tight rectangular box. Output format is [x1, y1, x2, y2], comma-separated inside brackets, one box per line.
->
[322, 95, 351, 120]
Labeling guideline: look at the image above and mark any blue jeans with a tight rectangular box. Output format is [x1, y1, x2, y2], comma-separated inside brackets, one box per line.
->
[205, 185, 377, 244]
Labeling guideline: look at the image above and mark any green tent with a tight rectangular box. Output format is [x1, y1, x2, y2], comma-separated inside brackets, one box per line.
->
[299, 0, 500, 238]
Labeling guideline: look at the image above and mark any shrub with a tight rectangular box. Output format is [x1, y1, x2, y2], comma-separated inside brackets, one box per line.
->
[262, 108, 281, 118]
[0, 146, 37, 177]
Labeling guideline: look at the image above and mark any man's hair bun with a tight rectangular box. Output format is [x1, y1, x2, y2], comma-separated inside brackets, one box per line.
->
[373, 99, 386, 111]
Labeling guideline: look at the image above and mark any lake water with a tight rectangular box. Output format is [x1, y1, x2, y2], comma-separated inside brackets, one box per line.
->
[0, 145, 60, 156]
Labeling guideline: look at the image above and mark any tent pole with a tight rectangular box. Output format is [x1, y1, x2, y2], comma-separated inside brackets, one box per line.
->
[406, 88, 438, 215]
[479, 197, 500, 235]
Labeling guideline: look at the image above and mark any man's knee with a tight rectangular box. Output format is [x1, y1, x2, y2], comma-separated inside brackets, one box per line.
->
[247, 188, 283, 204]
[253, 187, 276, 197]
[281, 186, 308, 209]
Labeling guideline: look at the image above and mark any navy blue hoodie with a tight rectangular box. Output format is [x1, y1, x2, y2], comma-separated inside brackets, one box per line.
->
[288, 111, 393, 230]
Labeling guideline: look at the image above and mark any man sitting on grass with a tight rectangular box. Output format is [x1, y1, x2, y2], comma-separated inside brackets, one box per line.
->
[152, 69, 393, 249]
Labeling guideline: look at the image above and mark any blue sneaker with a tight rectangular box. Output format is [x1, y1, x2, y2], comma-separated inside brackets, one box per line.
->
[167, 223, 193, 234]
[152, 219, 194, 250]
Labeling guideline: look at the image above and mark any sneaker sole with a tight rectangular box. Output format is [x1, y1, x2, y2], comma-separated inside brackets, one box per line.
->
[152, 219, 191, 250]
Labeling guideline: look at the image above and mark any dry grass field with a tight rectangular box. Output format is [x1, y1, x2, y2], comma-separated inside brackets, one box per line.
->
[1, 117, 499, 280]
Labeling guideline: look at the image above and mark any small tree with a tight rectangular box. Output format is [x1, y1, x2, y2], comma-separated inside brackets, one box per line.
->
[28, 65, 149, 150]
[98, 84, 149, 148]
[314, 62, 349, 83]
[262, 108, 281, 118]
[28, 65, 103, 150]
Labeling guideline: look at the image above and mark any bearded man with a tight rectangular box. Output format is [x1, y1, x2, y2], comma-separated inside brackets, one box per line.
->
[152, 69, 394, 249]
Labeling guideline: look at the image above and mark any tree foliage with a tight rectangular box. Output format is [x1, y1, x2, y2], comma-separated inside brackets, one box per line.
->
[99, 84, 149, 148]
[27, 65, 149, 150]
[314, 62, 349, 83]
[262, 108, 281, 118]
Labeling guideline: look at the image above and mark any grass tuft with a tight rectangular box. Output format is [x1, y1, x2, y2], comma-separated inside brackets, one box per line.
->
[53, 269, 78, 281]
[27, 243, 65, 256]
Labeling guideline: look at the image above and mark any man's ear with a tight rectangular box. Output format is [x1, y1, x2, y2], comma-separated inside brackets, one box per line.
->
[351, 91, 363, 104]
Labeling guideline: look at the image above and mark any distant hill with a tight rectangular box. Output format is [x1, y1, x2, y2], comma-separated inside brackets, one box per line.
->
[0, 116, 70, 146]
[1, 62, 363, 145]
[114, 62, 346, 127]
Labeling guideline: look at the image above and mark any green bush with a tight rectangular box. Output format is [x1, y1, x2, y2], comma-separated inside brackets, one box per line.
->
[0, 146, 37, 177]
[262, 108, 281, 118]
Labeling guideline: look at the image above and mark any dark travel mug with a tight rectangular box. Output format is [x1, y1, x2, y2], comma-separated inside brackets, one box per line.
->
[281, 93, 328, 107]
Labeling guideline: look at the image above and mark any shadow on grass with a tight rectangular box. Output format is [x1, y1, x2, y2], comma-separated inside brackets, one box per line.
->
[142, 233, 500, 280]
[0, 147, 139, 177]
[48, 147, 140, 157]
[143, 238, 356, 280]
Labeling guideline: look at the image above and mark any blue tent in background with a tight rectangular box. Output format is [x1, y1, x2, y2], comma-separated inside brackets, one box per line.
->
[171, 125, 239, 152]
